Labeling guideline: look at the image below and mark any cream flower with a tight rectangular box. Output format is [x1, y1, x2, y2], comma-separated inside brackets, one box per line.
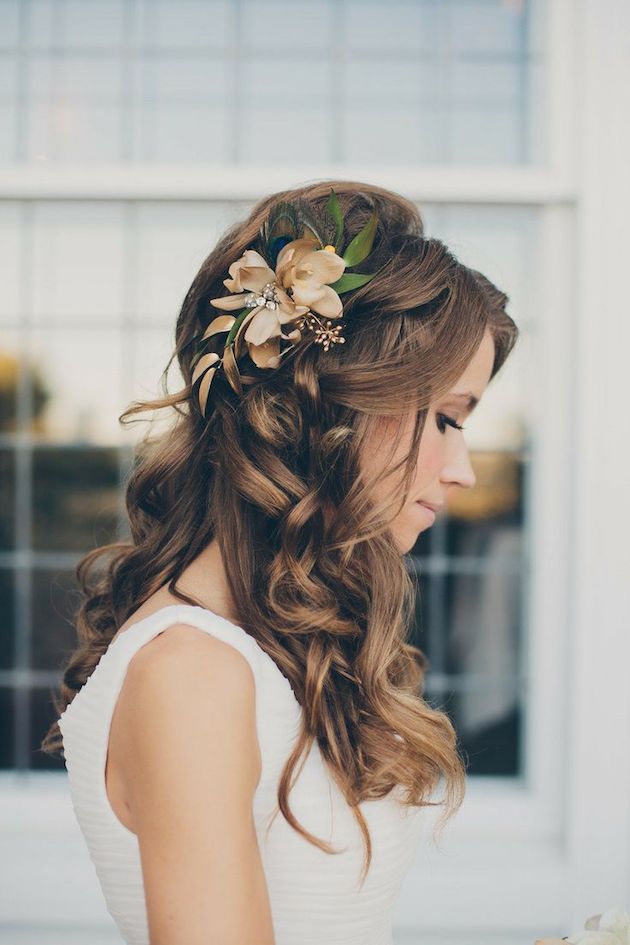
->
[535, 906, 630, 945]
[208, 240, 346, 368]
[275, 237, 347, 318]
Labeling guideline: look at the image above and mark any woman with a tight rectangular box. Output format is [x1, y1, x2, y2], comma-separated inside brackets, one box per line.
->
[42, 179, 518, 945]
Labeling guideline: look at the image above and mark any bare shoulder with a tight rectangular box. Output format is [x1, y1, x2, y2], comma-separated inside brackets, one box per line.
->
[110, 622, 273, 944]
[117, 620, 261, 796]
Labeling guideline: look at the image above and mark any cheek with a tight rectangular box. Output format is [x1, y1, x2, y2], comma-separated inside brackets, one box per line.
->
[414, 424, 444, 483]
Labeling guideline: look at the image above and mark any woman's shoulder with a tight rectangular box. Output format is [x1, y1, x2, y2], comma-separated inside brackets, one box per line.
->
[110, 614, 263, 807]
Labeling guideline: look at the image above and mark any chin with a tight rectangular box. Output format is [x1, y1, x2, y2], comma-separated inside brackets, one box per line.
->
[394, 530, 423, 555]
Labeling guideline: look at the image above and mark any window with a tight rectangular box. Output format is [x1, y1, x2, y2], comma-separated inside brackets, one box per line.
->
[5, 2, 623, 943]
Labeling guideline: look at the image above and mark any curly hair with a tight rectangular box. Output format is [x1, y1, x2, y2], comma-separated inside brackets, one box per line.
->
[42, 179, 519, 889]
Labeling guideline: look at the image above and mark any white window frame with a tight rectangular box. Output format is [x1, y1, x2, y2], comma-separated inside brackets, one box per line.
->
[2, 1, 629, 941]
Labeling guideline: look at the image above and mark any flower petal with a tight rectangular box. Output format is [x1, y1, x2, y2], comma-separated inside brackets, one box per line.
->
[275, 237, 319, 284]
[224, 250, 275, 293]
[244, 307, 282, 347]
[291, 282, 343, 318]
[248, 336, 281, 369]
[297, 249, 346, 285]
[210, 293, 251, 311]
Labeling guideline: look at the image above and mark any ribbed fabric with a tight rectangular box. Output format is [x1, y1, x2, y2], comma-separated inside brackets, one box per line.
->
[58, 603, 428, 945]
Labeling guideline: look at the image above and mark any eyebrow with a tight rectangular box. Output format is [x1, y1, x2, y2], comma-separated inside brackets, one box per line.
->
[447, 391, 480, 411]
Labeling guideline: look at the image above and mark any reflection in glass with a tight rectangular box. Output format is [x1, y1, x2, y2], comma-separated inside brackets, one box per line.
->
[3, 0, 544, 168]
[30, 687, 65, 771]
[31, 569, 81, 671]
[425, 684, 523, 777]
[0, 450, 15, 548]
[0, 687, 14, 768]
[409, 446, 527, 778]
[29, 329, 124, 443]
[0, 570, 14, 670]
[32, 446, 120, 551]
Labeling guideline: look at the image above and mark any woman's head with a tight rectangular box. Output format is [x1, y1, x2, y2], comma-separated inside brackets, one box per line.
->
[43, 180, 518, 887]
[360, 324, 496, 554]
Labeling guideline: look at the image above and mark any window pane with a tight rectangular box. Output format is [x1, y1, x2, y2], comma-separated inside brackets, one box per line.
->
[32, 446, 120, 551]
[445, 453, 526, 555]
[28, 329, 125, 444]
[30, 202, 126, 328]
[31, 569, 80, 671]
[0, 450, 15, 549]
[0, 569, 15, 669]
[2, 0, 546, 167]
[425, 684, 524, 777]
[30, 686, 65, 771]
[444, 569, 524, 678]
[0, 686, 14, 768]
[1, 330, 20, 432]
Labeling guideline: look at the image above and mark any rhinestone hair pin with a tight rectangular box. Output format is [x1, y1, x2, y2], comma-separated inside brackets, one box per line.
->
[190, 188, 380, 419]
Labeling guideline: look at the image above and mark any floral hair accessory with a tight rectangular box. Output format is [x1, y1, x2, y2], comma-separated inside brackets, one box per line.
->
[191, 188, 380, 419]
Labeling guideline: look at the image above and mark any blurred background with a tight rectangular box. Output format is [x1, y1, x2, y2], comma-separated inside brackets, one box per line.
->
[0, 0, 628, 943]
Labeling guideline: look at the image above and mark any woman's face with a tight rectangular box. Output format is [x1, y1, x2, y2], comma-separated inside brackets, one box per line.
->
[361, 327, 496, 554]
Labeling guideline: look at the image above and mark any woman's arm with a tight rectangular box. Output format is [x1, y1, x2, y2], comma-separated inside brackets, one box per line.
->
[115, 623, 276, 945]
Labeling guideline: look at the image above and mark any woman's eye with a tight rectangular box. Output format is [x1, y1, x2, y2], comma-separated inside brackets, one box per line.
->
[436, 413, 466, 434]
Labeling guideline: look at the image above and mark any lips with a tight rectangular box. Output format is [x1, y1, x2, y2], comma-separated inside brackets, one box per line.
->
[415, 501, 443, 513]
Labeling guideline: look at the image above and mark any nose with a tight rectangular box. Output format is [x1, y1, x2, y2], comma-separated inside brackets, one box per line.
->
[440, 439, 476, 491]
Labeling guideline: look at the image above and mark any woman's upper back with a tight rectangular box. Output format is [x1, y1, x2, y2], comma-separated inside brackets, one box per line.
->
[57, 603, 428, 945]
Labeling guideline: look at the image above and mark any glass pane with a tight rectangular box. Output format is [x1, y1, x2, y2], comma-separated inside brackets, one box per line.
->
[241, 0, 333, 48]
[32, 446, 120, 551]
[4, 0, 546, 167]
[343, 1, 437, 53]
[26, 56, 125, 162]
[124, 326, 184, 445]
[30, 202, 126, 327]
[0, 686, 14, 768]
[144, 0, 233, 49]
[0, 202, 21, 321]
[425, 684, 523, 777]
[429, 204, 540, 335]
[0, 569, 15, 669]
[133, 201, 240, 325]
[0, 450, 15, 549]
[0, 330, 21, 432]
[0, 55, 18, 162]
[445, 452, 526, 554]
[30, 686, 65, 770]
[28, 329, 124, 444]
[59, 0, 126, 48]
[444, 569, 524, 678]
[410, 573, 440, 672]
[31, 569, 80, 671]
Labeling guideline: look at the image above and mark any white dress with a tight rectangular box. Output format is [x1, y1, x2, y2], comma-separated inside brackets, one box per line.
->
[58, 603, 428, 945]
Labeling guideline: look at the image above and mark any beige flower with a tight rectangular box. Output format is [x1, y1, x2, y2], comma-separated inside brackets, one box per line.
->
[275, 238, 346, 318]
[208, 240, 346, 368]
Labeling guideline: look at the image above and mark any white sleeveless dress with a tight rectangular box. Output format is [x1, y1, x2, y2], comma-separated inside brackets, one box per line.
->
[57, 603, 428, 945]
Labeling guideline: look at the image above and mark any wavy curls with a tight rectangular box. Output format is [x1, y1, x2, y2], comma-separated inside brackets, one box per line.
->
[42, 179, 519, 889]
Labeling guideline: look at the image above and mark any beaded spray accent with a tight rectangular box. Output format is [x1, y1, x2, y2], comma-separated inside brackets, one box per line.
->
[190, 188, 380, 419]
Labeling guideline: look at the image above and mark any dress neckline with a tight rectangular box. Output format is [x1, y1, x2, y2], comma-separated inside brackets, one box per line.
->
[111, 602, 246, 648]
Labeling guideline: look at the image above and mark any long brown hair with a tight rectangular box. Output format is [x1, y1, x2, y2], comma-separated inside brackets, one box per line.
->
[42, 179, 518, 887]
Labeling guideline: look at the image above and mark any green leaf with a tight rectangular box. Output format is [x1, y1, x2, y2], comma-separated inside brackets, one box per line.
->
[328, 271, 377, 294]
[225, 307, 254, 346]
[325, 188, 344, 250]
[342, 210, 378, 267]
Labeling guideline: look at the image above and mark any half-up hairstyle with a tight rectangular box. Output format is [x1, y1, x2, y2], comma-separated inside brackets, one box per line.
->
[42, 179, 519, 889]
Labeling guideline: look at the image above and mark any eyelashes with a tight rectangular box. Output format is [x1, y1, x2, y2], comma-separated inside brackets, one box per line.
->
[436, 412, 466, 434]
